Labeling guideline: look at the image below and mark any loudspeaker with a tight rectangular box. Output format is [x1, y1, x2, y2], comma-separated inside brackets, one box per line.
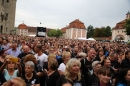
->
[37, 27, 46, 37]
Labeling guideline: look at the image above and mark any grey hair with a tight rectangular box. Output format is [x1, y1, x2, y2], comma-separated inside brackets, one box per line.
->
[25, 61, 34, 68]
[92, 61, 100, 68]
[78, 52, 87, 57]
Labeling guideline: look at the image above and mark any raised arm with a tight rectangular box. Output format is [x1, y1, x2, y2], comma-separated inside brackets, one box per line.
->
[0, 60, 8, 74]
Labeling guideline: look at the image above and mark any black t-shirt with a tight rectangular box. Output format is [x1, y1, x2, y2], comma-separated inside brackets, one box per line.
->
[121, 58, 130, 69]
[56, 75, 86, 86]
[45, 70, 60, 86]
[22, 73, 40, 86]
[88, 73, 99, 86]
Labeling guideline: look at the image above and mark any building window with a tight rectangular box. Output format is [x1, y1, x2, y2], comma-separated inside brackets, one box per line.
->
[7, 0, 9, 3]
[6, 28, 7, 31]
[2, 0, 4, 4]
[5, 13, 8, 20]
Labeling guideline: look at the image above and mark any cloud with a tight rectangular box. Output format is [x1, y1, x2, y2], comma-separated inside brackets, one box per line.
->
[15, 0, 130, 29]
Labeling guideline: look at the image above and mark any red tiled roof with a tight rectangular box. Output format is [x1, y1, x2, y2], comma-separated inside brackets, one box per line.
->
[61, 26, 68, 33]
[113, 19, 126, 30]
[61, 19, 86, 33]
[68, 19, 86, 29]
[18, 23, 28, 29]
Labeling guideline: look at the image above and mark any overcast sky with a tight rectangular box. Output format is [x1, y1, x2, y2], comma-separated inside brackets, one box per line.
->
[15, 0, 130, 29]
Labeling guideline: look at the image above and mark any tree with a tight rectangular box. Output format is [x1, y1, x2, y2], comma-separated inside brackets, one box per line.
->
[94, 27, 100, 37]
[87, 25, 94, 38]
[125, 19, 130, 35]
[105, 26, 112, 37]
[100, 27, 106, 37]
[47, 29, 63, 38]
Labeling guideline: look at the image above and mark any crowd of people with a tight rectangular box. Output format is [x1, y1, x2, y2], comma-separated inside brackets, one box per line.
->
[0, 34, 130, 86]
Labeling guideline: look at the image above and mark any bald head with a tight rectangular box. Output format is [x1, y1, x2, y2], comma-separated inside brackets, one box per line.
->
[23, 45, 30, 54]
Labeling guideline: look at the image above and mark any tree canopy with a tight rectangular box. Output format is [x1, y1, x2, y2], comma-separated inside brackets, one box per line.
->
[125, 19, 130, 35]
[91, 26, 112, 37]
[47, 29, 63, 38]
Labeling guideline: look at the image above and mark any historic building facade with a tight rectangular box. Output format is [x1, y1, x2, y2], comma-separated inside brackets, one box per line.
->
[112, 11, 130, 41]
[0, 0, 16, 34]
[61, 19, 87, 39]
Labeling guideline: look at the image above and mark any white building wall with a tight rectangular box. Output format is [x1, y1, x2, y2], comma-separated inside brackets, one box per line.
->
[112, 29, 129, 41]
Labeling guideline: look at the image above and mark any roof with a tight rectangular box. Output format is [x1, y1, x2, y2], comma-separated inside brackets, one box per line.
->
[61, 26, 68, 33]
[68, 19, 86, 29]
[113, 19, 126, 30]
[18, 23, 28, 29]
[61, 19, 86, 33]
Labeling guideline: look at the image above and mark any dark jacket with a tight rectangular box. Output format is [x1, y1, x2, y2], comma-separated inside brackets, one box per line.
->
[121, 58, 130, 69]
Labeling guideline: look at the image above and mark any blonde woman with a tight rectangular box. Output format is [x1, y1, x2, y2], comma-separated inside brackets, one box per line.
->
[0, 55, 22, 81]
[57, 58, 86, 86]
[58, 51, 71, 75]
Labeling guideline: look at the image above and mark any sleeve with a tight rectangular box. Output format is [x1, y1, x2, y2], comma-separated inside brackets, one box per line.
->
[44, 55, 48, 62]
[58, 64, 64, 72]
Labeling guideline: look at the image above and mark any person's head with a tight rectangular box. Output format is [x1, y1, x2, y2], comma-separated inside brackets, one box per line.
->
[0, 50, 7, 58]
[2, 39, 8, 44]
[64, 58, 81, 81]
[2, 77, 26, 86]
[74, 45, 78, 52]
[62, 51, 71, 63]
[25, 61, 34, 74]
[61, 80, 72, 86]
[78, 52, 87, 60]
[23, 45, 30, 54]
[116, 68, 130, 85]
[125, 50, 130, 60]
[47, 53, 56, 61]
[11, 42, 17, 50]
[98, 67, 111, 84]
[98, 48, 104, 56]
[5, 55, 17, 69]
[49, 46, 55, 54]
[48, 58, 58, 70]
[24, 54, 37, 64]
[87, 48, 96, 60]
[103, 59, 111, 68]
[109, 52, 118, 60]
[34, 45, 42, 53]
[92, 61, 102, 73]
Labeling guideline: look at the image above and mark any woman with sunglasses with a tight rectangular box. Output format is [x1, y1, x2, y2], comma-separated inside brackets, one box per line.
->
[0, 55, 22, 81]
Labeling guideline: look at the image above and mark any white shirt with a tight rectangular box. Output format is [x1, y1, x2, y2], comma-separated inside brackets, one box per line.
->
[34, 53, 48, 68]
[58, 63, 66, 72]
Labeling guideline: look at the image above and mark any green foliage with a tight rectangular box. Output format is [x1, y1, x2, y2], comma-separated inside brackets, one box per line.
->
[47, 29, 63, 38]
[87, 25, 94, 38]
[93, 26, 112, 37]
[105, 26, 112, 37]
[125, 19, 130, 35]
